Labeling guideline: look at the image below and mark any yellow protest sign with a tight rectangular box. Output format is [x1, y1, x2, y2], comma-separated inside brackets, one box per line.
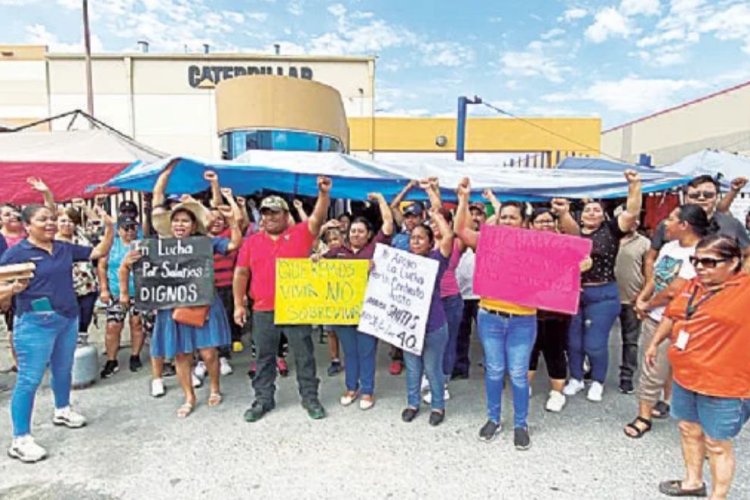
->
[274, 259, 369, 325]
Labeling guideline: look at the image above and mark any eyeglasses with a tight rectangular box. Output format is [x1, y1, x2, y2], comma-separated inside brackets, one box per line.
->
[689, 256, 728, 268]
[533, 219, 555, 225]
[687, 191, 716, 200]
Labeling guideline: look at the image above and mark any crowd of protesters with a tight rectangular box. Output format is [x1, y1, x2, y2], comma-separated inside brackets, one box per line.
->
[0, 170, 749, 500]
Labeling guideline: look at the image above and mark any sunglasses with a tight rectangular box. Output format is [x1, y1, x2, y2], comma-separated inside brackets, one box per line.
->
[689, 256, 728, 268]
[121, 225, 138, 231]
[687, 191, 716, 200]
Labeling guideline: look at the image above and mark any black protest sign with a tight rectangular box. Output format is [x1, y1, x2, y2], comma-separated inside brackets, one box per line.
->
[132, 236, 215, 310]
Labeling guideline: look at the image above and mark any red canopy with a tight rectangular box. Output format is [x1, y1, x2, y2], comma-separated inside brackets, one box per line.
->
[0, 128, 164, 204]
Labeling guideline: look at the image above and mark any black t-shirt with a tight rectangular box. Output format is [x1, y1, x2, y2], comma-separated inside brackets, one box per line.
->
[581, 218, 626, 284]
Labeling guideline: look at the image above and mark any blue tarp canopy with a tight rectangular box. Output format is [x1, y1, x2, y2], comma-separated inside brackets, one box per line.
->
[661, 150, 750, 193]
[105, 150, 691, 202]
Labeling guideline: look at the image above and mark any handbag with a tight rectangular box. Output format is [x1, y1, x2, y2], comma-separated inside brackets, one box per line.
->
[172, 305, 210, 327]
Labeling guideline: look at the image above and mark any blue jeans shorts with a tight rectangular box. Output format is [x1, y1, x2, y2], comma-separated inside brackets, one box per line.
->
[671, 381, 750, 441]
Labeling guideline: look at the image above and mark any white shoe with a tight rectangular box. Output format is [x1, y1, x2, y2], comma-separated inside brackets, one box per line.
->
[8, 435, 47, 463]
[191, 373, 202, 388]
[587, 381, 604, 402]
[151, 378, 166, 398]
[545, 390, 566, 412]
[422, 387, 450, 404]
[563, 379, 585, 396]
[340, 391, 359, 406]
[194, 361, 207, 379]
[420, 375, 429, 393]
[220, 357, 233, 376]
[359, 397, 375, 410]
[52, 407, 87, 428]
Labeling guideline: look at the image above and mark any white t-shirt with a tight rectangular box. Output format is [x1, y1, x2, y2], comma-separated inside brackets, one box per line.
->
[650, 240, 697, 321]
[456, 248, 477, 300]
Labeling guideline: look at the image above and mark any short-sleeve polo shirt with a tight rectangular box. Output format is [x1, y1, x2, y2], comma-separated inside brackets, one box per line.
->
[0, 239, 93, 318]
[236, 222, 315, 311]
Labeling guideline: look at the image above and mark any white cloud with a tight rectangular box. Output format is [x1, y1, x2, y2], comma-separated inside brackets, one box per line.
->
[540, 28, 565, 40]
[245, 12, 269, 22]
[420, 41, 475, 67]
[287, 0, 304, 16]
[25, 23, 104, 52]
[620, 0, 660, 17]
[560, 7, 587, 22]
[223, 11, 244, 23]
[499, 37, 571, 83]
[585, 7, 634, 43]
[327, 3, 346, 17]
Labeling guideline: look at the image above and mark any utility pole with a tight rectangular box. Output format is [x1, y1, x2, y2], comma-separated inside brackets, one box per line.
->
[83, 0, 94, 117]
[456, 95, 482, 161]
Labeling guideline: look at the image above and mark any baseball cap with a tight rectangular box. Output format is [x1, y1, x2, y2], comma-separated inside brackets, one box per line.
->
[469, 202, 487, 214]
[118, 200, 138, 214]
[259, 195, 289, 213]
[117, 215, 139, 229]
[403, 203, 423, 216]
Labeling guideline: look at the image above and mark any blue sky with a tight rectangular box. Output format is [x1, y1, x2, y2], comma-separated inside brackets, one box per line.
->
[1, 0, 750, 127]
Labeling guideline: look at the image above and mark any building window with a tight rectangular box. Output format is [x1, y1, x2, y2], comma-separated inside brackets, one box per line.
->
[222, 129, 343, 159]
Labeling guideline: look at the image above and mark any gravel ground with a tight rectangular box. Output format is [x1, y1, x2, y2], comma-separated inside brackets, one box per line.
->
[0, 319, 747, 500]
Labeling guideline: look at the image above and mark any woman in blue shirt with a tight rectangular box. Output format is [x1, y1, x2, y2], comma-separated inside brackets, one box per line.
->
[1, 203, 114, 463]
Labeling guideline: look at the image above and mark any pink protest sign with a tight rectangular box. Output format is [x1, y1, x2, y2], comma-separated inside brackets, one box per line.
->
[473, 225, 593, 315]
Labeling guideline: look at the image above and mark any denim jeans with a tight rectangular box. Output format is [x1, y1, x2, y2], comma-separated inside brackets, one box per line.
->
[618, 305, 641, 383]
[11, 311, 79, 437]
[441, 294, 464, 377]
[477, 309, 537, 428]
[671, 381, 750, 441]
[251, 311, 319, 409]
[454, 299, 478, 376]
[336, 325, 378, 395]
[404, 323, 449, 411]
[567, 282, 621, 383]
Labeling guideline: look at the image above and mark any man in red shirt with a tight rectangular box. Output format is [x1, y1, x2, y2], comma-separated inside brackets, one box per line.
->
[233, 176, 332, 422]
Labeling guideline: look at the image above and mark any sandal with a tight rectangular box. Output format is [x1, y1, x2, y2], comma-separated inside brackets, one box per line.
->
[208, 392, 223, 407]
[652, 400, 671, 419]
[658, 480, 707, 497]
[177, 402, 195, 419]
[624, 416, 652, 438]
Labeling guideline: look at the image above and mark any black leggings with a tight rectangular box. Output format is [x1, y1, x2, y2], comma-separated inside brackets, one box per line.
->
[529, 314, 569, 380]
[77, 291, 98, 333]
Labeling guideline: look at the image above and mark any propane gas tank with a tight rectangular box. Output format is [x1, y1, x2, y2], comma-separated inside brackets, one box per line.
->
[71, 333, 98, 389]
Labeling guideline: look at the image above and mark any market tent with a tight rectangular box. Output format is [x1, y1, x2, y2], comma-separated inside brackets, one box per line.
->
[106, 150, 690, 201]
[0, 128, 164, 204]
[661, 149, 750, 193]
[556, 156, 656, 173]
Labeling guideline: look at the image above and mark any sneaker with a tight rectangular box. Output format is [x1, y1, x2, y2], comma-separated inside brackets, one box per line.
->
[359, 395, 375, 411]
[514, 427, 531, 450]
[191, 373, 202, 388]
[389, 360, 403, 376]
[478, 420, 501, 442]
[429, 410, 445, 427]
[619, 379, 635, 394]
[8, 435, 47, 463]
[422, 387, 451, 405]
[247, 361, 257, 379]
[151, 378, 166, 398]
[327, 360, 342, 376]
[232, 341, 244, 353]
[340, 391, 359, 406]
[129, 355, 142, 372]
[587, 381, 604, 402]
[277, 358, 289, 377]
[302, 399, 326, 420]
[100, 360, 119, 379]
[563, 379, 585, 396]
[162, 363, 176, 377]
[52, 407, 87, 428]
[194, 361, 207, 379]
[545, 390, 566, 413]
[220, 357, 233, 376]
[420, 376, 430, 393]
[244, 402, 271, 423]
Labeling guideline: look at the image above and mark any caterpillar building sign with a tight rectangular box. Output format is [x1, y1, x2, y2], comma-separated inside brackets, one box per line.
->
[187, 64, 314, 87]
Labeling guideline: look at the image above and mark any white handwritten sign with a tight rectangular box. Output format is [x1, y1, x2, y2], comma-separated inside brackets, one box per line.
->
[358, 244, 439, 355]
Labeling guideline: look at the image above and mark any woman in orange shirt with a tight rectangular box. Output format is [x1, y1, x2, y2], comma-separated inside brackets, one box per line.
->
[644, 235, 750, 500]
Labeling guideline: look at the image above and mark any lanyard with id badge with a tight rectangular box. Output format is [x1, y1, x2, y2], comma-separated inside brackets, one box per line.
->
[676, 286, 723, 350]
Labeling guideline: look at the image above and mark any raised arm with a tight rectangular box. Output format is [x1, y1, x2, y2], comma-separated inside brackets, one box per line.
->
[89, 209, 115, 260]
[217, 199, 243, 252]
[618, 170, 642, 233]
[551, 198, 580, 235]
[420, 177, 443, 210]
[717, 177, 747, 214]
[152, 159, 179, 208]
[235, 196, 250, 232]
[390, 179, 418, 227]
[307, 176, 332, 236]
[204, 170, 222, 208]
[431, 207, 454, 257]
[367, 192, 394, 236]
[27, 177, 55, 212]
[482, 189, 502, 216]
[455, 177, 479, 250]
[293, 199, 309, 222]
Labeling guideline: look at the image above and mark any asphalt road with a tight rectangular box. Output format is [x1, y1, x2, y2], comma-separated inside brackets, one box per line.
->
[0, 322, 748, 500]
